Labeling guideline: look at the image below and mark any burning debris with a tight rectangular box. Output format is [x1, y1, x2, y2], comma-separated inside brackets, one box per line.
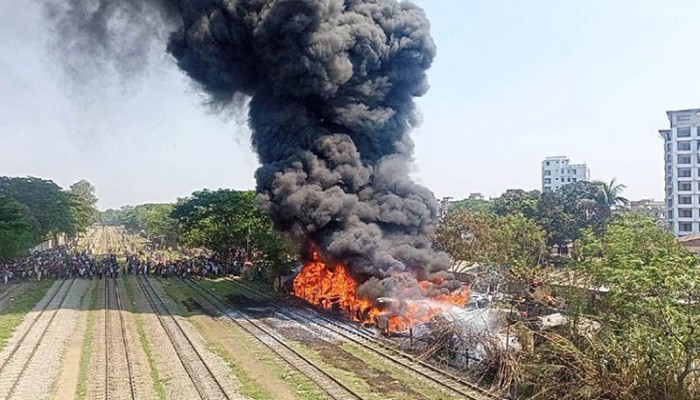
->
[294, 247, 469, 333]
[43, 0, 464, 328]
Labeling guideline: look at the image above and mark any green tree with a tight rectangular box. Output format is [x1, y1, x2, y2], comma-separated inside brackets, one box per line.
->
[172, 189, 297, 275]
[0, 195, 35, 261]
[593, 177, 629, 210]
[144, 204, 180, 246]
[0, 176, 75, 240]
[434, 211, 546, 269]
[68, 193, 95, 234]
[69, 179, 98, 207]
[492, 189, 541, 219]
[523, 214, 700, 400]
[448, 198, 493, 214]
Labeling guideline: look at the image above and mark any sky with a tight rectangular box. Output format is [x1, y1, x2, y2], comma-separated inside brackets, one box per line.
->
[1, 1, 699, 210]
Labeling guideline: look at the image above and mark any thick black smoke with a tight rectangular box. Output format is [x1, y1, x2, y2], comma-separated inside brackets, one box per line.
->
[44, 0, 461, 302]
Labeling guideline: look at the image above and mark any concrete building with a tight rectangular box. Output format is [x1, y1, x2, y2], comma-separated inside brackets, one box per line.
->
[541, 156, 590, 191]
[660, 108, 700, 236]
[629, 199, 666, 226]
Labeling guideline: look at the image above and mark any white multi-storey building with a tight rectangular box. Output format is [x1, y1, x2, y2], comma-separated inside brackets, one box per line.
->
[660, 108, 700, 236]
[541, 156, 589, 191]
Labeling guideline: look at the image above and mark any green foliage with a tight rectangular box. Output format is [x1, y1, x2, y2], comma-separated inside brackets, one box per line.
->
[68, 179, 98, 233]
[69, 179, 98, 207]
[448, 198, 493, 214]
[143, 204, 180, 246]
[0, 176, 76, 240]
[0, 195, 35, 261]
[524, 214, 700, 400]
[68, 193, 95, 234]
[492, 189, 540, 219]
[173, 189, 297, 274]
[434, 211, 546, 269]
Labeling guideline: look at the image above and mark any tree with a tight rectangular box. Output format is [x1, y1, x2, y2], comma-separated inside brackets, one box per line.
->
[523, 214, 700, 400]
[69, 179, 98, 207]
[172, 189, 298, 274]
[0, 195, 35, 261]
[448, 198, 493, 214]
[0, 176, 76, 240]
[144, 204, 180, 246]
[434, 210, 547, 269]
[492, 189, 541, 219]
[68, 193, 95, 234]
[593, 177, 629, 210]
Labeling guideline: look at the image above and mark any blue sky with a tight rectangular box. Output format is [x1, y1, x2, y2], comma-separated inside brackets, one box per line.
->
[2, 1, 700, 209]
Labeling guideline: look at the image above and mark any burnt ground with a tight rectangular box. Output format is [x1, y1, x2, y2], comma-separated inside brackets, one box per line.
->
[305, 338, 428, 399]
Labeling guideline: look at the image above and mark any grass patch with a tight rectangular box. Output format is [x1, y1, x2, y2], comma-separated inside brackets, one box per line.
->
[339, 342, 462, 400]
[123, 277, 167, 400]
[0, 280, 52, 351]
[162, 278, 327, 400]
[76, 282, 99, 400]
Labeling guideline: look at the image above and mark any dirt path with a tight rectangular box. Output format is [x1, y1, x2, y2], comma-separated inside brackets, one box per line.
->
[117, 278, 157, 399]
[52, 280, 93, 400]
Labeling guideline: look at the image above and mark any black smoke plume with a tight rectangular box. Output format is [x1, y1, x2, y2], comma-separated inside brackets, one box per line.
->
[44, 0, 462, 303]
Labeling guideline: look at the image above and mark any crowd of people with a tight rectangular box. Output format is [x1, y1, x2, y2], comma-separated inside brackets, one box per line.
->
[2, 240, 250, 285]
[125, 251, 232, 279]
[1, 246, 101, 284]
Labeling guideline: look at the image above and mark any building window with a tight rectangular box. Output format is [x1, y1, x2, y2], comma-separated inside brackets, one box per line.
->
[572, 178, 577, 182]
[544, 178, 551, 184]
[679, 222, 693, 232]
[680, 209, 693, 218]
[666, 143, 672, 152]
[545, 161, 550, 166]
[678, 154, 692, 164]
[668, 210, 674, 220]
[544, 170, 551, 176]
[678, 141, 692, 151]
[567, 178, 571, 182]
[678, 127, 691, 137]
[679, 168, 692, 178]
[679, 195, 693, 205]
[680, 182, 692, 191]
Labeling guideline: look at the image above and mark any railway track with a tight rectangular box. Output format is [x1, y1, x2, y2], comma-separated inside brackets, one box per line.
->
[105, 278, 137, 400]
[0, 279, 76, 399]
[136, 276, 232, 400]
[220, 277, 503, 400]
[181, 278, 365, 400]
[0, 284, 22, 304]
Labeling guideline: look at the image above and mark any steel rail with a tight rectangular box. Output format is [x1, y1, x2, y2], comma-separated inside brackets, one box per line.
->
[182, 278, 365, 400]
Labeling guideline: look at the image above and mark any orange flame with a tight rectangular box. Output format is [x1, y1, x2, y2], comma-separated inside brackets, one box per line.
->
[293, 249, 469, 333]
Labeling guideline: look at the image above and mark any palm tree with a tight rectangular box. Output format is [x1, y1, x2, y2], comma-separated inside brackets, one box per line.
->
[594, 178, 629, 211]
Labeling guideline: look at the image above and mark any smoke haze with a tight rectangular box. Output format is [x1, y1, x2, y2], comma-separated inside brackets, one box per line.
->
[43, 0, 461, 302]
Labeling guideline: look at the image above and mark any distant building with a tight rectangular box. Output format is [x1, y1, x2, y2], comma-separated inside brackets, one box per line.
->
[660, 108, 700, 236]
[439, 196, 453, 218]
[468, 193, 485, 201]
[541, 156, 590, 192]
[629, 199, 666, 226]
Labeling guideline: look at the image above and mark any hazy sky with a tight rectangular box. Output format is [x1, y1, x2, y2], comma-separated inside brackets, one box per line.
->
[2, 1, 699, 210]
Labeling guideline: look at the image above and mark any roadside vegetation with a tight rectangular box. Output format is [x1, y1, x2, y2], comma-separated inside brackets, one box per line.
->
[435, 181, 700, 399]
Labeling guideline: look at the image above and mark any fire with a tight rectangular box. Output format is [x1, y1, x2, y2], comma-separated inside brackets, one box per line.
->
[293, 249, 469, 333]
